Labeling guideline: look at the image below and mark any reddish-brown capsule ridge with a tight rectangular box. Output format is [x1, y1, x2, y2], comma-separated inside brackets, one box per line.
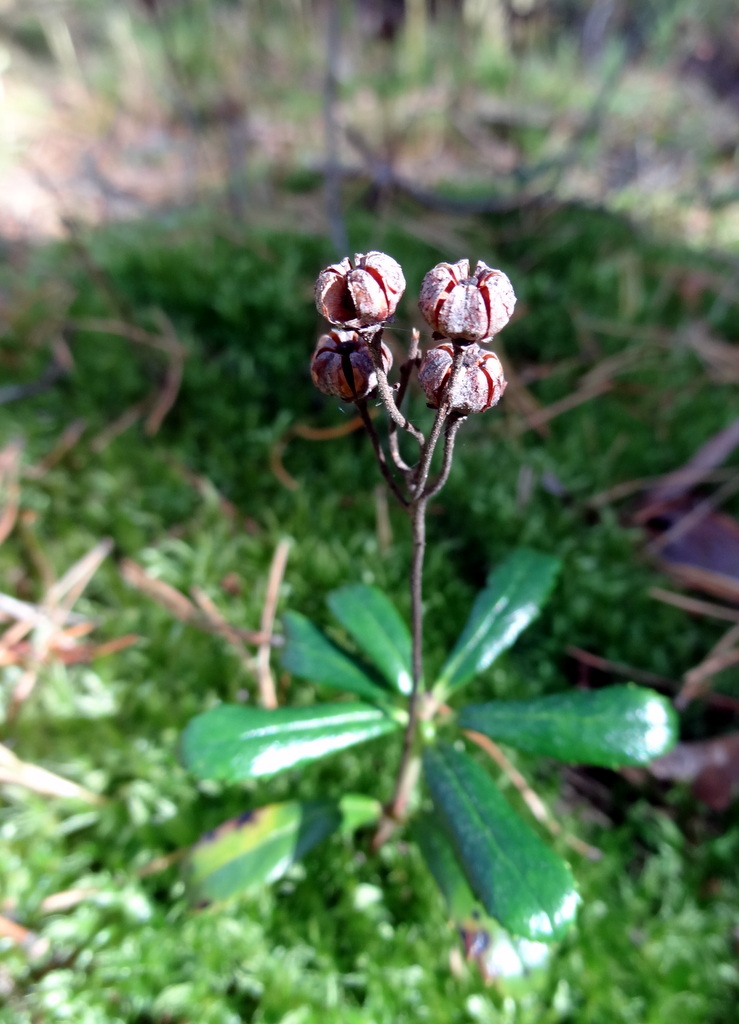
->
[315, 251, 406, 327]
[418, 259, 515, 344]
[418, 342, 506, 414]
[310, 329, 393, 402]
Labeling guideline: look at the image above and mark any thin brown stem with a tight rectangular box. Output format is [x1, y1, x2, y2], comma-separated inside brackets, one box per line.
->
[409, 497, 427, 693]
[424, 415, 466, 499]
[411, 346, 465, 496]
[387, 496, 427, 822]
[395, 328, 422, 409]
[374, 345, 472, 839]
[356, 400, 408, 506]
[367, 330, 425, 446]
[386, 331, 422, 473]
[388, 430, 412, 474]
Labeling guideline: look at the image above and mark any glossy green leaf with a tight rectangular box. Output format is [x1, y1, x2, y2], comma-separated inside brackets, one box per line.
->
[187, 793, 382, 903]
[415, 813, 552, 990]
[182, 702, 400, 782]
[435, 550, 560, 699]
[187, 799, 341, 903]
[281, 611, 390, 699]
[459, 685, 678, 767]
[414, 810, 479, 924]
[423, 744, 578, 941]
[327, 584, 413, 694]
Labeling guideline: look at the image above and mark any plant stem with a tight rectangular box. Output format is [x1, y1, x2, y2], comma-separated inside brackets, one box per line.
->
[409, 497, 426, 693]
[411, 346, 465, 496]
[424, 415, 466, 499]
[386, 494, 427, 821]
[366, 330, 425, 446]
[355, 400, 408, 506]
[367, 337, 467, 839]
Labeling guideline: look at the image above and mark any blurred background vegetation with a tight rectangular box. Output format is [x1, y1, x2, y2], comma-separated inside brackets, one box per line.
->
[2, 1, 739, 1021]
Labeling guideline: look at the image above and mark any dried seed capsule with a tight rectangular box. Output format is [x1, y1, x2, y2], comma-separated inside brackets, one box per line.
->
[315, 251, 406, 327]
[418, 342, 506, 414]
[310, 329, 393, 402]
[418, 259, 515, 344]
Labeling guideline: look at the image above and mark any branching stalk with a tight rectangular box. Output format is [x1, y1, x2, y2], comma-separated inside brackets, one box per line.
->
[313, 251, 514, 851]
[367, 330, 425, 446]
[355, 400, 408, 506]
[424, 415, 466, 499]
[363, 344, 469, 836]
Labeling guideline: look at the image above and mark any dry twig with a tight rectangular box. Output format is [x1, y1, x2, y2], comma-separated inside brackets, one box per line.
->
[256, 539, 291, 708]
[0, 743, 104, 805]
[68, 315, 187, 435]
[121, 558, 269, 646]
[6, 538, 114, 719]
[191, 587, 255, 676]
[0, 439, 23, 546]
[24, 420, 87, 480]
[649, 587, 739, 624]
[0, 914, 49, 959]
[647, 474, 739, 555]
[464, 730, 602, 860]
[677, 623, 739, 710]
[509, 378, 612, 437]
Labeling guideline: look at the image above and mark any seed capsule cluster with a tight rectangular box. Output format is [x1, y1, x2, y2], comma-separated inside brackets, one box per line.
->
[311, 329, 393, 402]
[315, 251, 406, 328]
[311, 251, 514, 414]
[418, 343, 506, 414]
[418, 259, 516, 345]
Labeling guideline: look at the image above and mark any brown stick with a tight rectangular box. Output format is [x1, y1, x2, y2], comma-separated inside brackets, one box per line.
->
[90, 399, 150, 452]
[464, 730, 602, 860]
[509, 379, 612, 437]
[0, 914, 49, 959]
[677, 629, 739, 711]
[190, 588, 255, 676]
[24, 420, 87, 479]
[647, 473, 739, 554]
[649, 587, 739, 624]
[256, 539, 291, 709]
[0, 742, 104, 804]
[0, 439, 23, 546]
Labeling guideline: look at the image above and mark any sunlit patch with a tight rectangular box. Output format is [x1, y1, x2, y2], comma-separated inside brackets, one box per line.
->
[639, 698, 675, 759]
[265, 855, 293, 884]
[248, 730, 386, 776]
[524, 888, 579, 941]
[553, 889, 581, 931]
[526, 910, 555, 939]
[477, 602, 538, 672]
[397, 669, 413, 695]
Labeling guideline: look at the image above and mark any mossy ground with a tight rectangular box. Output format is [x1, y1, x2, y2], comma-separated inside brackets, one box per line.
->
[2, 198, 739, 1022]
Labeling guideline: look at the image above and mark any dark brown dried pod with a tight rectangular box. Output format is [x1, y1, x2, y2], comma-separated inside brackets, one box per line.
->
[418, 342, 506, 414]
[315, 251, 406, 327]
[418, 259, 515, 344]
[310, 328, 393, 402]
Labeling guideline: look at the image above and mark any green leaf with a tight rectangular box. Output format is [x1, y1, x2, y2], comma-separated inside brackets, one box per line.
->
[187, 799, 341, 903]
[281, 611, 391, 699]
[337, 793, 383, 835]
[459, 685, 678, 767]
[327, 584, 413, 695]
[435, 549, 560, 699]
[182, 702, 400, 782]
[188, 793, 382, 903]
[414, 813, 552, 990]
[423, 744, 578, 941]
[414, 811, 479, 924]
